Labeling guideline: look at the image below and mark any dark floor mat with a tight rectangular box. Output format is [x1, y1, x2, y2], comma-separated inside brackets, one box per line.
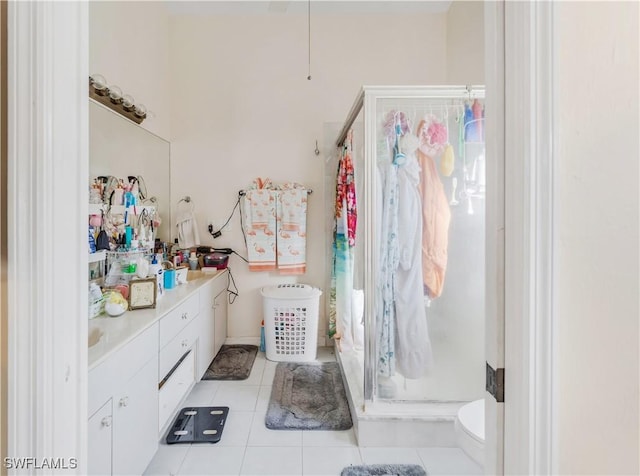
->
[202, 344, 258, 380]
[266, 362, 352, 430]
[341, 464, 427, 476]
[165, 406, 229, 444]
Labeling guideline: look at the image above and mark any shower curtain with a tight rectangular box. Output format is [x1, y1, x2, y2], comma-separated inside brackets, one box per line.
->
[329, 132, 357, 350]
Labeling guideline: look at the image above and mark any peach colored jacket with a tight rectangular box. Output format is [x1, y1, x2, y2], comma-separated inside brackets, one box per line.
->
[417, 149, 451, 298]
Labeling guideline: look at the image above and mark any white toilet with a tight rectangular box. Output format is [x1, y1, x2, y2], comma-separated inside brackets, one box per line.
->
[455, 399, 485, 467]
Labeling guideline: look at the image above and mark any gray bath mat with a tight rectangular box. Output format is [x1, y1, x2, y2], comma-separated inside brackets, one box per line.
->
[265, 362, 353, 430]
[202, 344, 258, 380]
[341, 464, 427, 476]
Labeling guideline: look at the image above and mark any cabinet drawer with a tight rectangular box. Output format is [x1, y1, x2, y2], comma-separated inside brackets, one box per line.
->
[159, 350, 195, 432]
[159, 293, 199, 349]
[159, 317, 198, 381]
[89, 323, 158, 416]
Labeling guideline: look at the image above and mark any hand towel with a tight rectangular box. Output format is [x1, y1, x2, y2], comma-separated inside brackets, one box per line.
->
[276, 189, 307, 275]
[243, 190, 277, 272]
[176, 201, 201, 248]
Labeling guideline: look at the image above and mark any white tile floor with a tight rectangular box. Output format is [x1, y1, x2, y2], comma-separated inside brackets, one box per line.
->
[144, 348, 483, 476]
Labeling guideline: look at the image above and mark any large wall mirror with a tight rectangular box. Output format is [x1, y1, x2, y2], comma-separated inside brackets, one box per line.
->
[89, 100, 171, 242]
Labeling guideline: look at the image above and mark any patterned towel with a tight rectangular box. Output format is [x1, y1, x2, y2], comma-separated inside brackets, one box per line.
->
[248, 189, 275, 230]
[243, 190, 277, 272]
[276, 189, 307, 275]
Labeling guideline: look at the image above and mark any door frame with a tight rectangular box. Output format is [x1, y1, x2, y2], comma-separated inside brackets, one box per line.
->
[7, 1, 88, 472]
[497, 1, 557, 474]
[5, 2, 556, 474]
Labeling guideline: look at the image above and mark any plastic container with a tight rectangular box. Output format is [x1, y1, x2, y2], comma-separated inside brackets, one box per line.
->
[164, 269, 176, 289]
[261, 284, 322, 362]
[88, 283, 104, 319]
[259, 320, 266, 352]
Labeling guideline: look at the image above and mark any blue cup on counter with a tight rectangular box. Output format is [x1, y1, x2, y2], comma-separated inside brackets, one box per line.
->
[163, 269, 176, 290]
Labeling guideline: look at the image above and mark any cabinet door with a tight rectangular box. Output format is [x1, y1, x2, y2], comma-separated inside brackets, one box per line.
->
[213, 290, 228, 357]
[196, 281, 216, 379]
[112, 356, 159, 476]
[88, 399, 112, 476]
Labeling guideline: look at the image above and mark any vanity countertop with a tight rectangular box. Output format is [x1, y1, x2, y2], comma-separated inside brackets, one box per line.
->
[88, 269, 226, 370]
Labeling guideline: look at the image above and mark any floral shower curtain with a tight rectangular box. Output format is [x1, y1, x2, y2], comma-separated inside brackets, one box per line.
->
[329, 131, 357, 350]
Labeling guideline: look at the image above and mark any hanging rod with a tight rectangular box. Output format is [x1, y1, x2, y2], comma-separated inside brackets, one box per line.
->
[238, 189, 313, 197]
[336, 89, 364, 147]
[335, 86, 486, 147]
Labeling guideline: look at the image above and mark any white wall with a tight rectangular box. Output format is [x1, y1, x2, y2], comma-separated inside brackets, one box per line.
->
[446, 1, 484, 85]
[555, 2, 639, 474]
[89, 1, 171, 140]
[168, 12, 447, 339]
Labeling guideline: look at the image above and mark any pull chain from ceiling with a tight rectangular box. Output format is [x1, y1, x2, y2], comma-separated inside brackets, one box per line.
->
[307, 0, 312, 80]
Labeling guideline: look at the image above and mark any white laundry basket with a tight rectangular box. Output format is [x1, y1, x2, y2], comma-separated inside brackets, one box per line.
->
[261, 284, 322, 362]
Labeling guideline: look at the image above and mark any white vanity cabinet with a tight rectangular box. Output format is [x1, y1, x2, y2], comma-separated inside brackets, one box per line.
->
[88, 270, 229, 474]
[88, 323, 159, 476]
[195, 274, 228, 378]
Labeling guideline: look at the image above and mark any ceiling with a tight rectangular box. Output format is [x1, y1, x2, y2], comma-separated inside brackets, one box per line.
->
[164, 1, 453, 16]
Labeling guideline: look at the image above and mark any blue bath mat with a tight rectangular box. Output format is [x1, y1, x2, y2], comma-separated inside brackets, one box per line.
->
[341, 464, 427, 476]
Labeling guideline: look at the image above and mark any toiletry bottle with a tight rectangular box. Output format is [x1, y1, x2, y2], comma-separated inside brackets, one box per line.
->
[148, 254, 160, 278]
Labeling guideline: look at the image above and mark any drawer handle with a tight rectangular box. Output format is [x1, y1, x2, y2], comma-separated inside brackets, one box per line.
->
[119, 396, 129, 408]
[181, 312, 188, 320]
[101, 416, 112, 428]
[181, 339, 188, 348]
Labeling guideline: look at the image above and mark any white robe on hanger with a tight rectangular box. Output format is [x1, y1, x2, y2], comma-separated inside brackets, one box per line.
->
[394, 154, 435, 379]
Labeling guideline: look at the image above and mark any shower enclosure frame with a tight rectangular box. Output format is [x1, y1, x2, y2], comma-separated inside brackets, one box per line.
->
[336, 85, 486, 411]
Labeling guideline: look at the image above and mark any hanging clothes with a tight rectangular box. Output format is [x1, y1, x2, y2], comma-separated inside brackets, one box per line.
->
[417, 148, 451, 298]
[395, 152, 434, 378]
[329, 133, 357, 349]
[377, 161, 398, 378]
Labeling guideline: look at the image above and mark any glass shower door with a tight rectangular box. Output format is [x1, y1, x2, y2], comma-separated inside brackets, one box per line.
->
[368, 89, 486, 404]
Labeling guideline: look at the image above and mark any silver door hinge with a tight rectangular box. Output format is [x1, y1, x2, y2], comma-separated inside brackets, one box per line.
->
[486, 362, 504, 402]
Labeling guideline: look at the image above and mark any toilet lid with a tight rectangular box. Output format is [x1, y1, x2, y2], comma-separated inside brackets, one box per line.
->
[458, 399, 485, 442]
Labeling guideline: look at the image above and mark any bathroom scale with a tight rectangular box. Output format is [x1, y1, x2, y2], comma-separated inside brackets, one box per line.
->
[165, 406, 229, 444]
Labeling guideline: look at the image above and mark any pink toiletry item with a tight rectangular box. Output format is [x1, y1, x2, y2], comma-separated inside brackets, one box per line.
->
[426, 121, 447, 147]
[417, 115, 447, 157]
[472, 99, 483, 139]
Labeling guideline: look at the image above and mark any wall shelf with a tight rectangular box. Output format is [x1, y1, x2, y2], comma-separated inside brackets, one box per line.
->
[89, 203, 156, 216]
[89, 250, 107, 264]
